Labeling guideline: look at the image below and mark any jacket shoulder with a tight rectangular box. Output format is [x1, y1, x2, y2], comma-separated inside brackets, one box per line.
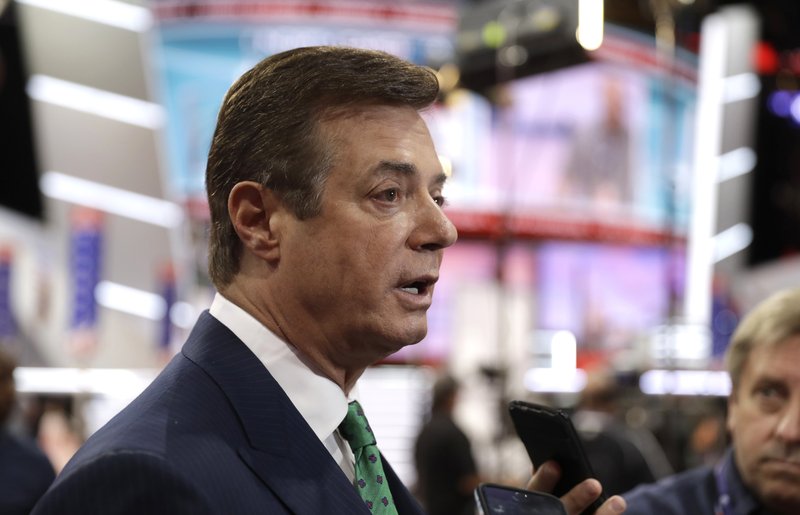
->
[623, 465, 716, 515]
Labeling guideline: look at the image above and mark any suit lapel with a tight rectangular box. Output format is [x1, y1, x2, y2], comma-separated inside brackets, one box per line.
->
[182, 313, 369, 515]
[384, 457, 426, 515]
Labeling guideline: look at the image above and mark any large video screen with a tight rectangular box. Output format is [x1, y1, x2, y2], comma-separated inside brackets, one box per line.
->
[427, 26, 697, 240]
[533, 241, 683, 356]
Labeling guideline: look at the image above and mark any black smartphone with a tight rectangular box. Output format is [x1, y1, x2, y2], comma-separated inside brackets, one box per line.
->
[508, 400, 606, 515]
[475, 483, 567, 515]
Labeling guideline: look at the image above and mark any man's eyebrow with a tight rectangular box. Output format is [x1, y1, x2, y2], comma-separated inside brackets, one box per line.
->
[375, 160, 417, 176]
[754, 376, 788, 387]
[375, 160, 449, 185]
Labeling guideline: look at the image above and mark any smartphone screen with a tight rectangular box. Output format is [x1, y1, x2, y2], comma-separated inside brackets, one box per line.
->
[475, 484, 567, 515]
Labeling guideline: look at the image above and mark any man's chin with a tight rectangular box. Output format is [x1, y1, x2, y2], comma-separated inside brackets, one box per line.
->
[759, 479, 800, 514]
[763, 497, 800, 515]
[376, 323, 428, 357]
[402, 324, 428, 348]
[393, 314, 428, 341]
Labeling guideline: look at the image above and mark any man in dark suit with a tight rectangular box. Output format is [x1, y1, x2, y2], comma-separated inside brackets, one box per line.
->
[33, 46, 625, 515]
[0, 349, 55, 515]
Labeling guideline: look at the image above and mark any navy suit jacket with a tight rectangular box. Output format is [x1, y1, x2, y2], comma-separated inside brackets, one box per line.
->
[33, 312, 425, 514]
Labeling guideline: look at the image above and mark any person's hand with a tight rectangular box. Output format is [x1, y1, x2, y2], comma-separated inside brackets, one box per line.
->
[526, 460, 626, 515]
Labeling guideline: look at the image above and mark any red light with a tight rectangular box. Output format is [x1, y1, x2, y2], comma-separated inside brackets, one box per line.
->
[754, 41, 779, 75]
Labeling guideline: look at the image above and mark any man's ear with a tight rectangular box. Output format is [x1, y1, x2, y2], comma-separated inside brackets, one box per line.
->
[228, 181, 282, 262]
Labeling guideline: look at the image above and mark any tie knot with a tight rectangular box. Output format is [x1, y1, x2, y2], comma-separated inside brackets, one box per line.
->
[339, 401, 376, 450]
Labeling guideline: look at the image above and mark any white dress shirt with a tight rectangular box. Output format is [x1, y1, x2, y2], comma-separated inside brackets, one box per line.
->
[209, 293, 356, 481]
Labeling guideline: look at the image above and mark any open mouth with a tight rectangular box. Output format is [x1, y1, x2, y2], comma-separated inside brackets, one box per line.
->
[400, 279, 434, 295]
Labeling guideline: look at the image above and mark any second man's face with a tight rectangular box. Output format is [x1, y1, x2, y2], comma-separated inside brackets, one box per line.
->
[728, 336, 800, 514]
[275, 104, 457, 370]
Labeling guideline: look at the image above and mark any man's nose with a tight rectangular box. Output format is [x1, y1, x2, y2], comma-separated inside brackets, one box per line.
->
[776, 399, 800, 444]
[410, 197, 458, 251]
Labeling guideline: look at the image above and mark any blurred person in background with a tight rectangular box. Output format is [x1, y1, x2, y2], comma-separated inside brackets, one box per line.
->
[573, 370, 672, 496]
[36, 400, 83, 474]
[624, 287, 800, 515]
[414, 374, 480, 515]
[32, 46, 624, 515]
[0, 348, 55, 515]
[562, 74, 633, 207]
[684, 406, 729, 470]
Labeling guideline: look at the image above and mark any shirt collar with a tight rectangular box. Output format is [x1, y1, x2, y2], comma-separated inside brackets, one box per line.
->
[208, 293, 352, 442]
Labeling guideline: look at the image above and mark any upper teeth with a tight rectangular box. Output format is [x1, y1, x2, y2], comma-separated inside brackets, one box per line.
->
[402, 286, 419, 294]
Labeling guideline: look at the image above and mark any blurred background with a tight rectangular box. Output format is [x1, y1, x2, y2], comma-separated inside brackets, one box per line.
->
[1, 0, 798, 495]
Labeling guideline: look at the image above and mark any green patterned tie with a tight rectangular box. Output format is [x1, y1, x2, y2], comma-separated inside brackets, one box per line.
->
[338, 401, 398, 514]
